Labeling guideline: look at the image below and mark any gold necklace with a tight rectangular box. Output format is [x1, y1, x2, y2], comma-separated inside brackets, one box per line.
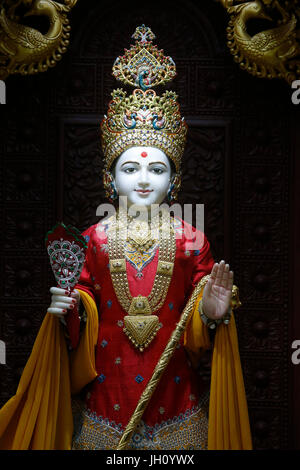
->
[127, 218, 158, 252]
[108, 209, 176, 351]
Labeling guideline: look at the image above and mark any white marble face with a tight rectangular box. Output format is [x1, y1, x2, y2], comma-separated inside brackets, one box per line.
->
[114, 146, 172, 208]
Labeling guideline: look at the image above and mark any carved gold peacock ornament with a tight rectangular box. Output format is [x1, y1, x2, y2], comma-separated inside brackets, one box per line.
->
[218, 0, 300, 84]
[0, 0, 78, 80]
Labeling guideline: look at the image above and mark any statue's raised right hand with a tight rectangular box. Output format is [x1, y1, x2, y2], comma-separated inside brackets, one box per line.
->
[47, 287, 80, 322]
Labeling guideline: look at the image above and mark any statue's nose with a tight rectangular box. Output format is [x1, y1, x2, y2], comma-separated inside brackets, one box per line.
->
[138, 168, 150, 186]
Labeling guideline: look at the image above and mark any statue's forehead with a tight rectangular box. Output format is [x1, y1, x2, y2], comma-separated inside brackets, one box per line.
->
[117, 146, 169, 164]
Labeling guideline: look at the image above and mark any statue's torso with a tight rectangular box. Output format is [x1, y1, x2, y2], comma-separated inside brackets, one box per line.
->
[72, 217, 214, 450]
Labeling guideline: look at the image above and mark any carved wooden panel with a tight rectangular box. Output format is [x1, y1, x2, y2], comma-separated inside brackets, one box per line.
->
[0, 0, 296, 450]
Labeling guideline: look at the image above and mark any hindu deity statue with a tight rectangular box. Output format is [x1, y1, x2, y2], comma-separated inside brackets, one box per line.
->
[0, 25, 252, 450]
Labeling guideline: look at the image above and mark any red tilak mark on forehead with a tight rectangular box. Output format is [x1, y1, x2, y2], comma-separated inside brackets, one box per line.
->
[141, 151, 148, 158]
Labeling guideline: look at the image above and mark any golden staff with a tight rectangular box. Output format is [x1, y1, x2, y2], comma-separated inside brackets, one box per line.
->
[116, 274, 210, 450]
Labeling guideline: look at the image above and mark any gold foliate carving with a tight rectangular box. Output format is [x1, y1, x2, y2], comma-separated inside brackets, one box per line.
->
[218, 0, 300, 84]
[0, 0, 78, 80]
[231, 284, 242, 310]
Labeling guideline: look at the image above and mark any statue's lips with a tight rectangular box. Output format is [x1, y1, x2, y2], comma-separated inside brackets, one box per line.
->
[134, 189, 153, 194]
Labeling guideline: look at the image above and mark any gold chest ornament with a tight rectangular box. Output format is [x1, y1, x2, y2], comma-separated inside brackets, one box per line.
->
[108, 211, 176, 351]
[124, 218, 159, 278]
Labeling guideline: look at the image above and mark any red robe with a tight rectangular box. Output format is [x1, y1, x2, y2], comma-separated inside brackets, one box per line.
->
[70, 217, 214, 449]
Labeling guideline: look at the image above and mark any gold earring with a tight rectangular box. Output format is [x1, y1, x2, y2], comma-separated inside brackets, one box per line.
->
[167, 173, 181, 202]
[103, 170, 118, 201]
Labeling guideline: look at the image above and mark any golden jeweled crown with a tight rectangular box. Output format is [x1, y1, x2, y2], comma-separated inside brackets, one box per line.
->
[100, 25, 187, 173]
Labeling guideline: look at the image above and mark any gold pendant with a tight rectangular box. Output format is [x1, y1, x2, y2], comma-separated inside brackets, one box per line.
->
[128, 295, 151, 314]
[127, 220, 158, 252]
[123, 314, 160, 352]
[123, 296, 159, 351]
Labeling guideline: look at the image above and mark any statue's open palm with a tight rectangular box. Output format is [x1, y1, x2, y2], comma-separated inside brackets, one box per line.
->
[202, 260, 233, 320]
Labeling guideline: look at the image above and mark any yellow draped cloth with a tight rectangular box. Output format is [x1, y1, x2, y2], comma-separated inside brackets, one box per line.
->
[0, 289, 252, 450]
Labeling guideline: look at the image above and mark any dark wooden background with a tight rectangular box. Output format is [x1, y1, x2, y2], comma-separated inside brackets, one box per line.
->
[0, 0, 299, 450]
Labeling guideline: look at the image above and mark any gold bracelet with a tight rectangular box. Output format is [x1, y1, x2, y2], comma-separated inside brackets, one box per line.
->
[198, 299, 218, 329]
[198, 299, 231, 329]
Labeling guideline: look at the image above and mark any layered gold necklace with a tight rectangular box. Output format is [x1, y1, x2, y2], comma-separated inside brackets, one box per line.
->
[107, 209, 176, 351]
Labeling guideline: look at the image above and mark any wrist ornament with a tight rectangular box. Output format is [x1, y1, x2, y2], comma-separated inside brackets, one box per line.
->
[198, 299, 232, 329]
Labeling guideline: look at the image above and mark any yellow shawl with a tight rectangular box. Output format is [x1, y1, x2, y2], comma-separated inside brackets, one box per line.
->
[0, 289, 252, 450]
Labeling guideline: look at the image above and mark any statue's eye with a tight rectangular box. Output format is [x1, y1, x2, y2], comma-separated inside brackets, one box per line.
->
[151, 167, 164, 174]
[124, 167, 136, 173]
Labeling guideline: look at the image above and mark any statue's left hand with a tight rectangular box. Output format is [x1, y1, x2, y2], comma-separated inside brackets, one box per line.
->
[202, 260, 233, 321]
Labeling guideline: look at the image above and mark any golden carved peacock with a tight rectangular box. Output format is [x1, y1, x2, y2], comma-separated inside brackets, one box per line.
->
[226, 0, 300, 83]
[0, 0, 78, 79]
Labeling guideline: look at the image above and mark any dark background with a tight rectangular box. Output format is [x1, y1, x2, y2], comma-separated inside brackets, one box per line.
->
[0, 0, 299, 449]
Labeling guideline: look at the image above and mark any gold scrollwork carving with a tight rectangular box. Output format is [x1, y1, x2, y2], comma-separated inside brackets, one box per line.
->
[217, 0, 300, 83]
[0, 0, 78, 80]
